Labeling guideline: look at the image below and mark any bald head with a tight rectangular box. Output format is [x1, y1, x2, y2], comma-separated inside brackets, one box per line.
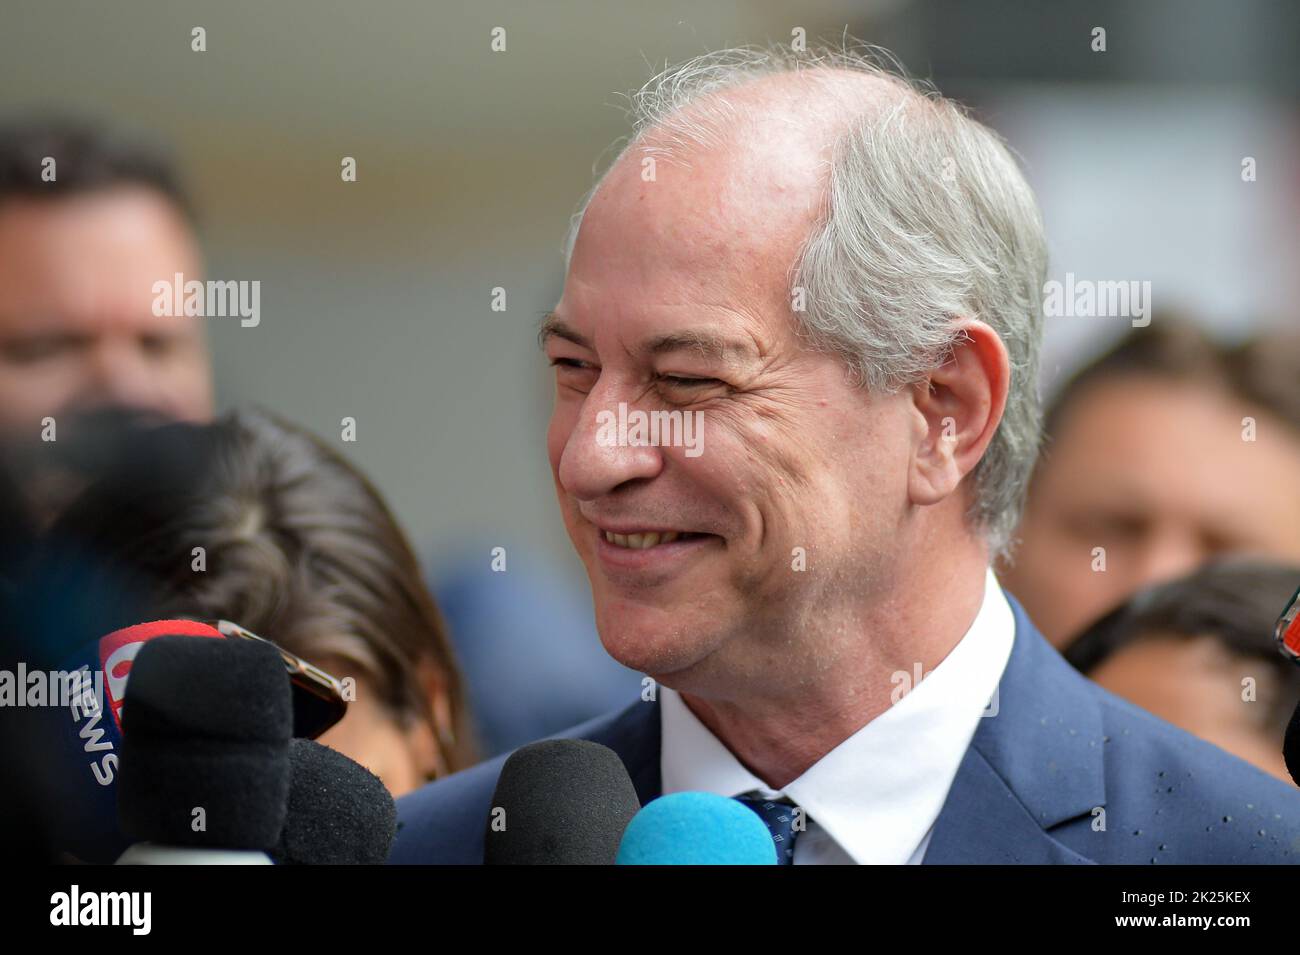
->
[633, 65, 917, 161]
[573, 68, 918, 322]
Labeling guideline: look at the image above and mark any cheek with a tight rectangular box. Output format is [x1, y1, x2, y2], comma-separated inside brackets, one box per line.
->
[760, 412, 891, 512]
[170, 362, 215, 416]
[699, 433, 834, 566]
[700, 406, 812, 502]
[1, 367, 75, 417]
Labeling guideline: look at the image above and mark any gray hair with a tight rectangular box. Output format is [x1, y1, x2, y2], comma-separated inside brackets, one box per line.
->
[564, 41, 1047, 558]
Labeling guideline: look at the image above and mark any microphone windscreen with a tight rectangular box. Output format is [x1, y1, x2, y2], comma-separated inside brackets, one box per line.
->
[1285, 702, 1300, 788]
[118, 635, 292, 850]
[270, 738, 396, 865]
[616, 791, 778, 864]
[39, 619, 225, 862]
[120, 632, 290, 741]
[484, 739, 640, 864]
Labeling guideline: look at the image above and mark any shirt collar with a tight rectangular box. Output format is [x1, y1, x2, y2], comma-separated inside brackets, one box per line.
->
[658, 567, 1015, 863]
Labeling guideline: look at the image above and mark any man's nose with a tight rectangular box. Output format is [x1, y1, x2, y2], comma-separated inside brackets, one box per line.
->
[80, 338, 178, 417]
[1130, 525, 1206, 591]
[557, 383, 664, 501]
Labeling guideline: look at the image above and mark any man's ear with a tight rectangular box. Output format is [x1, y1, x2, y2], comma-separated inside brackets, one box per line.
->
[906, 320, 1010, 508]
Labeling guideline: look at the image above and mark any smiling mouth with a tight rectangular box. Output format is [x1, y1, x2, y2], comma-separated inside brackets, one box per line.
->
[600, 530, 708, 550]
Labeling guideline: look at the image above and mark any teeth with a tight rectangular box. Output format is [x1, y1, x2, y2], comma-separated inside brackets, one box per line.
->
[603, 530, 682, 549]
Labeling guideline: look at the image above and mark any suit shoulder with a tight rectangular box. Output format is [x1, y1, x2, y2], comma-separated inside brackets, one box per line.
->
[389, 753, 507, 864]
[1083, 681, 1300, 863]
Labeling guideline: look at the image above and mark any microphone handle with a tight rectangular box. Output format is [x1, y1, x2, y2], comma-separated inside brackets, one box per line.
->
[115, 843, 273, 865]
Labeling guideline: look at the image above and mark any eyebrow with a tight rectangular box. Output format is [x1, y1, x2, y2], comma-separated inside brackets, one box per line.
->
[537, 313, 589, 350]
[645, 330, 757, 364]
[539, 312, 758, 366]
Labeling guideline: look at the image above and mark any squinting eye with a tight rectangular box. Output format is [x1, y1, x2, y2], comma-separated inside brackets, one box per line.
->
[660, 375, 719, 388]
[549, 357, 593, 371]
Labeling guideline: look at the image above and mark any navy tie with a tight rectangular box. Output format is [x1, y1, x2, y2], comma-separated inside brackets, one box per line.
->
[735, 794, 801, 864]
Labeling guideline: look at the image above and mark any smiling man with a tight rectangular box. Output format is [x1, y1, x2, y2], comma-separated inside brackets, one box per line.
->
[392, 44, 1300, 864]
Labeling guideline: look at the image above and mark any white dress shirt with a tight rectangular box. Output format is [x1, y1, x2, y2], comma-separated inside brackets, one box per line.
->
[658, 567, 1015, 864]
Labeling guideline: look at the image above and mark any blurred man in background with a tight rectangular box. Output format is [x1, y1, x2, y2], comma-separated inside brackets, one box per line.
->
[0, 119, 213, 530]
[1000, 319, 1300, 648]
[1064, 558, 1300, 783]
[0, 119, 214, 861]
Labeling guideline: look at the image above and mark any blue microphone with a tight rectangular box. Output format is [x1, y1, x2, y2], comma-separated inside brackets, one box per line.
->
[615, 791, 777, 864]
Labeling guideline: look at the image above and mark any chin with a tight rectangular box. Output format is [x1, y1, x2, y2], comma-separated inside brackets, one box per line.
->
[592, 598, 717, 677]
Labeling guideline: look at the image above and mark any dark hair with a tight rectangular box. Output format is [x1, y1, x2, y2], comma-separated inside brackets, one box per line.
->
[0, 117, 196, 224]
[1065, 557, 1300, 737]
[1042, 317, 1300, 443]
[30, 408, 476, 774]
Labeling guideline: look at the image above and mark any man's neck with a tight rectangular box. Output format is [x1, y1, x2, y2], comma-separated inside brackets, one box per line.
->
[677, 559, 991, 790]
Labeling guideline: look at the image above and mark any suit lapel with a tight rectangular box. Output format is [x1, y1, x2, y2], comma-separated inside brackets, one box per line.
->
[924, 595, 1106, 864]
[924, 745, 1095, 863]
[585, 597, 1106, 860]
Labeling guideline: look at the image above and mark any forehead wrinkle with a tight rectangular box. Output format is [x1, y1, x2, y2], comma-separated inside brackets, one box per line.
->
[644, 328, 757, 365]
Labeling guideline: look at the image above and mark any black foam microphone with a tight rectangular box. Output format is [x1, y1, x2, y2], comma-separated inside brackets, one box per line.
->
[116, 635, 292, 862]
[1285, 704, 1300, 788]
[484, 739, 640, 865]
[269, 738, 396, 865]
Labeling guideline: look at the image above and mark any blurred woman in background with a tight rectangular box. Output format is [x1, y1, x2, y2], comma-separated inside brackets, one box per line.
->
[26, 408, 477, 795]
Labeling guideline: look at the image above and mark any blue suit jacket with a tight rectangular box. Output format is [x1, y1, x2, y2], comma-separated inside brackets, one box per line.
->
[391, 596, 1300, 864]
